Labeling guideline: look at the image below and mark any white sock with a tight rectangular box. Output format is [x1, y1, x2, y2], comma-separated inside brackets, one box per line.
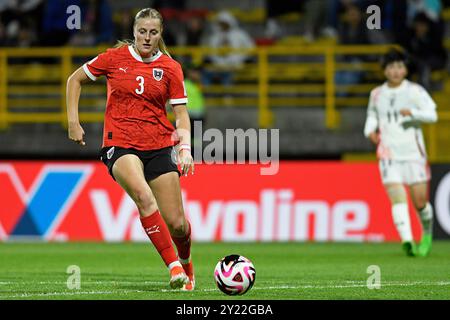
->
[419, 202, 433, 235]
[179, 255, 191, 264]
[392, 203, 413, 242]
[168, 261, 182, 271]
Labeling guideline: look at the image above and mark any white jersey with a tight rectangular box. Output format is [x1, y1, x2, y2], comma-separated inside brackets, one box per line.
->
[364, 80, 438, 161]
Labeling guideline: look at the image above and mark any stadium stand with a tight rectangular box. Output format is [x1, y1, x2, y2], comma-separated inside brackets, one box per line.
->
[0, 0, 449, 161]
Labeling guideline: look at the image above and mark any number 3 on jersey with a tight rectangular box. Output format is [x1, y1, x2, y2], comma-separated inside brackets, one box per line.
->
[135, 76, 144, 94]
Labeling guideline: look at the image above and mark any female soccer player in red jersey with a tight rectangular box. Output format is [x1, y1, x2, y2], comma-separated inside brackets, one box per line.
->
[66, 8, 195, 291]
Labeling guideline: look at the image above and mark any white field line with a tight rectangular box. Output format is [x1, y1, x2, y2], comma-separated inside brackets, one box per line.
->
[0, 290, 146, 299]
[0, 280, 166, 285]
[1, 281, 449, 298]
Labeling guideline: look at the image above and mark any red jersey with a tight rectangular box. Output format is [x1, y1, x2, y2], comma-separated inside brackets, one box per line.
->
[82, 45, 188, 151]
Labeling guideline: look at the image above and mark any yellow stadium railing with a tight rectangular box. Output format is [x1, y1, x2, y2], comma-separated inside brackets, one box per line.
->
[0, 50, 7, 130]
[0, 45, 449, 161]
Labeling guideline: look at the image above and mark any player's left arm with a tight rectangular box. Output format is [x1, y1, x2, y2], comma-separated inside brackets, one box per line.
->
[170, 61, 193, 176]
[400, 86, 438, 123]
[173, 104, 194, 176]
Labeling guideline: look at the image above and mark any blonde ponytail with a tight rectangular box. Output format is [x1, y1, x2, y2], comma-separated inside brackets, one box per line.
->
[158, 38, 172, 58]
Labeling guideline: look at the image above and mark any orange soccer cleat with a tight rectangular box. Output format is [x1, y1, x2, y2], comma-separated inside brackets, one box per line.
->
[169, 265, 189, 289]
[181, 260, 195, 291]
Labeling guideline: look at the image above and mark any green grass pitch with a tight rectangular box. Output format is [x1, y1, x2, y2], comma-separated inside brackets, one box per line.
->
[1, 241, 450, 300]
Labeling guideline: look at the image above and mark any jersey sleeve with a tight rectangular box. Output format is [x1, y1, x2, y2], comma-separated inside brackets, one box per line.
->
[410, 85, 438, 123]
[169, 62, 188, 106]
[82, 50, 111, 81]
[364, 89, 379, 137]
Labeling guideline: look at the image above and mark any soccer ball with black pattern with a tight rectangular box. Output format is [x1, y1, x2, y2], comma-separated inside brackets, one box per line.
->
[214, 254, 256, 295]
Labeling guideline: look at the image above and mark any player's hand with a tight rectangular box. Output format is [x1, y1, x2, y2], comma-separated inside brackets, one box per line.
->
[369, 132, 380, 145]
[68, 122, 86, 146]
[179, 149, 194, 176]
[400, 109, 412, 117]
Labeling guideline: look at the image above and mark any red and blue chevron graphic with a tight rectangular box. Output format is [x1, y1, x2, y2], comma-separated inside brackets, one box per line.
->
[0, 163, 92, 239]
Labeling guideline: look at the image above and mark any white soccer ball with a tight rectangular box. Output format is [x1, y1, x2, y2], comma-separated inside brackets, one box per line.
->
[214, 254, 256, 295]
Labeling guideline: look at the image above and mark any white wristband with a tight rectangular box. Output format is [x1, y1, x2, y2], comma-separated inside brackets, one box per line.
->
[179, 144, 191, 152]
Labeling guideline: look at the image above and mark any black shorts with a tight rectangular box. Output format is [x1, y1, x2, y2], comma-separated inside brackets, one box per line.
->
[99, 146, 180, 181]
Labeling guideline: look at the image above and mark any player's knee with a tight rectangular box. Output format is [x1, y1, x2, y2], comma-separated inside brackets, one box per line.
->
[166, 215, 186, 236]
[133, 190, 157, 213]
[386, 185, 407, 204]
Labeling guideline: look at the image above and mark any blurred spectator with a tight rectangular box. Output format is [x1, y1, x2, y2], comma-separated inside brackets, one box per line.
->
[68, 22, 95, 47]
[0, 1, 20, 28]
[0, 0, 43, 25]
[185, 15, 205, 46]
[84, 0, 114, 45]
[152, 0, 186, 47]
[302, 0, 331, 42]
[381, 0, 408, 43]
[203, 11, 255, 86]
[16, 20, 36, 47]
[327, 0, 361, 30]
[185, 64, 205, 123]
[335, 3, 372, 96]
[0, 0, 43, 47]
[338, 3, 371, 45]
[153, 0, 186, 15]
[41, 0, 113, 46]
[3, 19, 20, 46]
[404, 12, 447, 89]
[69, 0, 114, 46]
[326, 0, 387, 30]
[407, 0, 442, 24]
[155, 8, 179, 47]
[41, 0, 80, 46]
[264, 0, 302, 40]
[160, 25, 177, 47]
[114, 8, 134, 41]
[183, 63, 206, 149]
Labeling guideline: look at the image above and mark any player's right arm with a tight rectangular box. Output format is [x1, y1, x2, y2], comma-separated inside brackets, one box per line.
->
[67, 66, 91, 146]
[364, 88, 380, 145]
[66, 50, 111, 146]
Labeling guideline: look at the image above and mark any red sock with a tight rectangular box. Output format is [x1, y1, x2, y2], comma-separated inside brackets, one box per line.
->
[172, 220, 192, 261]
[140, 211, 178, 267]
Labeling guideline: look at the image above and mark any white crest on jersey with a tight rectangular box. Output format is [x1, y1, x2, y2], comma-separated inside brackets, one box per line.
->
[153, 68, 164, 81]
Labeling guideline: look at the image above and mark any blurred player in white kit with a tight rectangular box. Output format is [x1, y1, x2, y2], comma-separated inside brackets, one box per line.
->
[364, 48, 438, 257]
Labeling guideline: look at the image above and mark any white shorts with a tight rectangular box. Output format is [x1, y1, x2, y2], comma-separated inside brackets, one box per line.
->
[378, 159, 430, 185]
